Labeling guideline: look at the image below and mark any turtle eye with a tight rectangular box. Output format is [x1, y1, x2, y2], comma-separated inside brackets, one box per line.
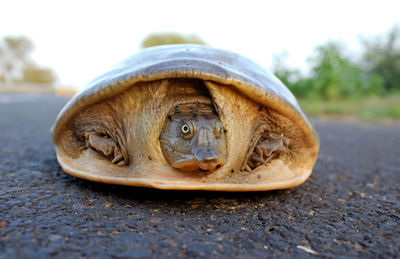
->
[181, 124, 190, 134]
[179, 120, 194, 139]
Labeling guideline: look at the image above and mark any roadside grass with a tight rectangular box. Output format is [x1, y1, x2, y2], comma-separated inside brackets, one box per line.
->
[298, 93, 400, 121]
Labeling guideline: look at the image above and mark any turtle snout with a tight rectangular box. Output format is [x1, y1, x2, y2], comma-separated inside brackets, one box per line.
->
[193, 127, 225, 171]
[194, 149, 222, 171]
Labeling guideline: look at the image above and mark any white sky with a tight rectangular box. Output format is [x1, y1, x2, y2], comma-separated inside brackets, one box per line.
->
[1, 0, 399, 86]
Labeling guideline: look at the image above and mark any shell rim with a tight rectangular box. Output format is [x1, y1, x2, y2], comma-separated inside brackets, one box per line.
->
[56, 151, 314, 192]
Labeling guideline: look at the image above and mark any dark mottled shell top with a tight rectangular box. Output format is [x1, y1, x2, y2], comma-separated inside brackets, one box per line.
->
[51, 44, 314, 140]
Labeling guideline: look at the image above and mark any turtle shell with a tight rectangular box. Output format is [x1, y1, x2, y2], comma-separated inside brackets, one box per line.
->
[51, 44, 319, 191]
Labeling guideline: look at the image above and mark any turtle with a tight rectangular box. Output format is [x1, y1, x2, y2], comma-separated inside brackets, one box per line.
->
[51, 44, 319, 191]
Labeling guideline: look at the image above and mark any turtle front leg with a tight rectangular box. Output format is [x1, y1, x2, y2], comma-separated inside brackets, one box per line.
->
[84, 132, 126, 166]
[245, 132, 293, 171]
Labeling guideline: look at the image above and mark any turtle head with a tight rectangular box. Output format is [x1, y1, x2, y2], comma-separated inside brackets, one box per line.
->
[160, 103, 227, 172]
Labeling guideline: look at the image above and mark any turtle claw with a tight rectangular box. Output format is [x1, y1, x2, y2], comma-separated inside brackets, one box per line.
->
[116, 160, 126, 167]
[111, 150, 126, 167]
[111, 153, 123, 164]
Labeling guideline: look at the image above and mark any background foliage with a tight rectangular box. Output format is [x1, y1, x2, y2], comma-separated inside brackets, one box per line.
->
[271, 25, 400, 100]
[0, 36, 56, 84]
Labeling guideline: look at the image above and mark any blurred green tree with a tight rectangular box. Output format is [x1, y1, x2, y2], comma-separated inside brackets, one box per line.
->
[141, 32, 206, 49]
[360, 24, 400, 92]
[308, 41, 383, 99]
[0, 36, 57, 84]
[271, 51, 316, 98]
[272, 41, 385, 99]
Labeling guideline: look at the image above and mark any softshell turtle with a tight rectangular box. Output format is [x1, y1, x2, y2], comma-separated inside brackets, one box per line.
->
[51, 44, 319, 191]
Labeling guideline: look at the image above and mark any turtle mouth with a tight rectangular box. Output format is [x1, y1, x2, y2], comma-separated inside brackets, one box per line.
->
[197, 158, 220, 171]
[172, 157, 222, 172]
[172, 158, 199, 172]
[165, 148, 223, 172]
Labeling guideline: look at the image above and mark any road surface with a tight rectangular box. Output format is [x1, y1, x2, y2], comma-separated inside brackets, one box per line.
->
[0, 93, 399, 258]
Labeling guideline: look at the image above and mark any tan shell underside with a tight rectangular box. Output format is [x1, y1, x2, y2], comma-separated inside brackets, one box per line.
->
[54, 79, 319, 191]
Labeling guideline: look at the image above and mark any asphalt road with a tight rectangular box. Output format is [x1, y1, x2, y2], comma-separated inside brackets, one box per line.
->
[1, 93, 399, 258]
